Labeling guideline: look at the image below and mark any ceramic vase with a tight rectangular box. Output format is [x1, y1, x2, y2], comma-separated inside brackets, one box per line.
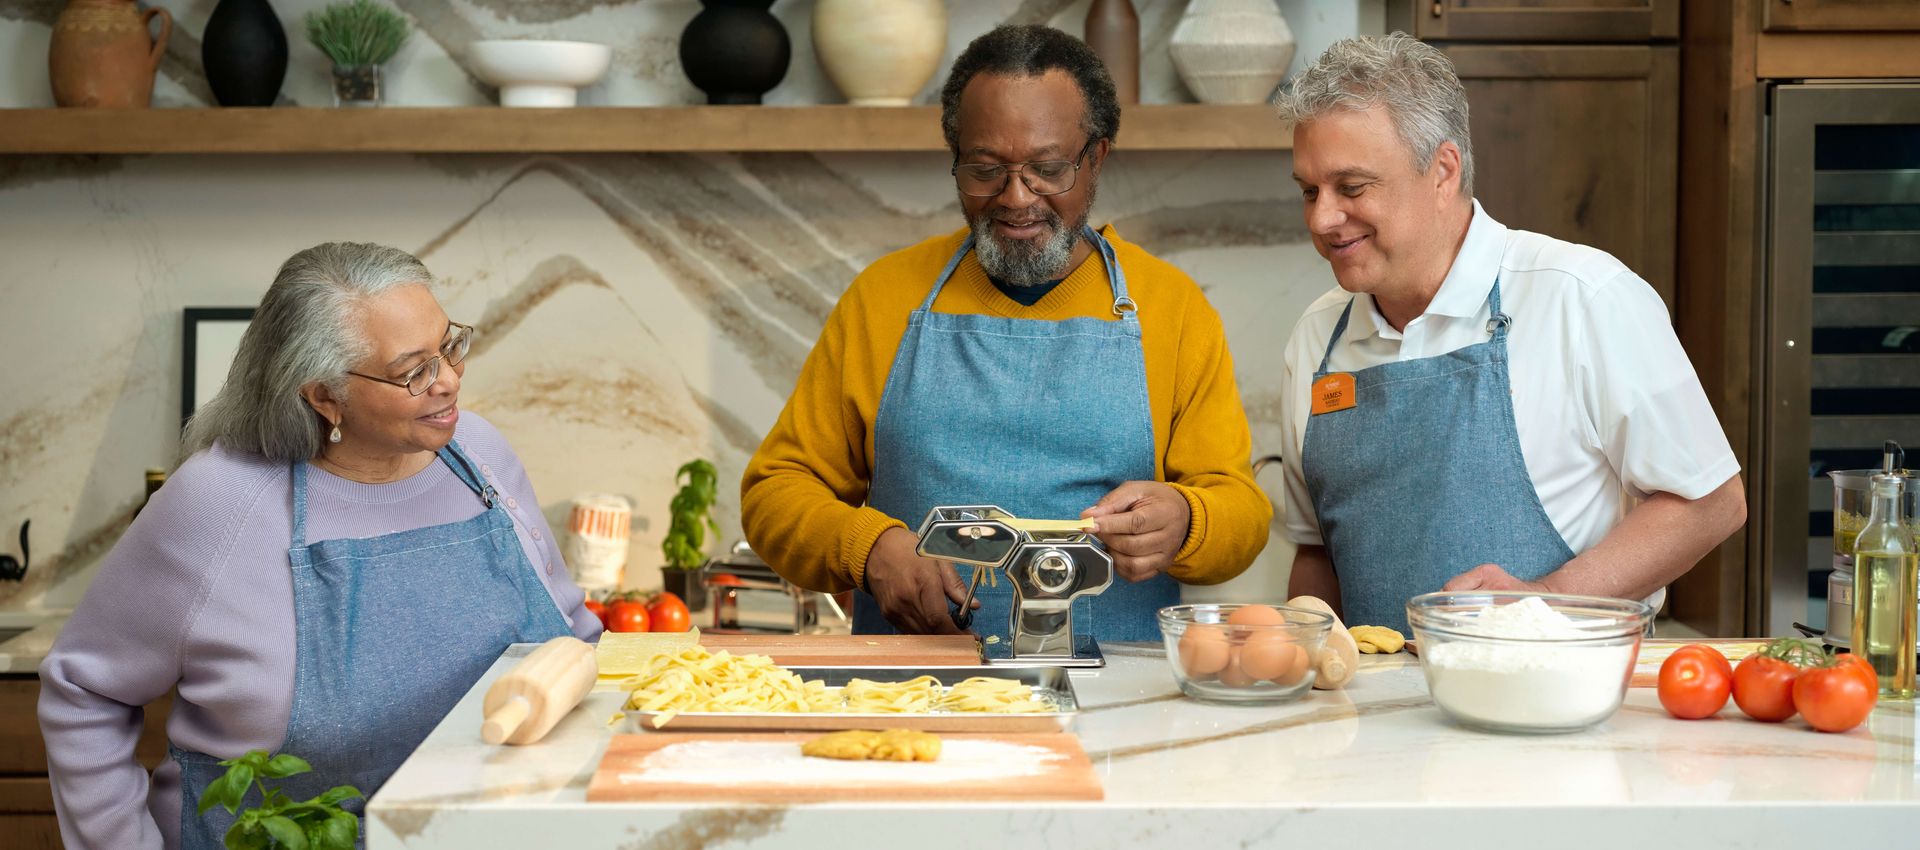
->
[1168, 0, 1296, 105]
[1084, 0, 1139, 104]
[202, 0, 288, 107]
[812, 0, 946, 107]
[49, 0, 172, 108]
[679, 0, 790, 105]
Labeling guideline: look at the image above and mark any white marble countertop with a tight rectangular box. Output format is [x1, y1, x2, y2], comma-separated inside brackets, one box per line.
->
[368, 642, 1919, 849]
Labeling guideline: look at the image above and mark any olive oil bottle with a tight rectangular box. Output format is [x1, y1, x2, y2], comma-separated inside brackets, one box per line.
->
[1853, 473, 1918, 699]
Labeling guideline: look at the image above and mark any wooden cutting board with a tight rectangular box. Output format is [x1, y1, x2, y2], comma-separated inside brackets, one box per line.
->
[697, 634, 981, 667]
[586, 732, 1103, 803]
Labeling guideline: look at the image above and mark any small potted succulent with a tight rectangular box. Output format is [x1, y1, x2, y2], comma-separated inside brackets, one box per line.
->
[660, 459, 720, 613]
[303, 0, 409, 107]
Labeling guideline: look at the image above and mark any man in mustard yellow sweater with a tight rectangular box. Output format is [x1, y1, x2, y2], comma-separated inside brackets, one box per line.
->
[741, 25, 1268, 642]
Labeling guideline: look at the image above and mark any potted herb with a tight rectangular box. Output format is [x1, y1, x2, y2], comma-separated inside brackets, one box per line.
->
[661, 458, 720, 612]
[196, 749, 362, 849]
[303, 0, 409, 107]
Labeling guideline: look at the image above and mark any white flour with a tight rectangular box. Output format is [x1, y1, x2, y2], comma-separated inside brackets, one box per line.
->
[1422, 596, 1635, 730]
[619, 739, 1066, 786]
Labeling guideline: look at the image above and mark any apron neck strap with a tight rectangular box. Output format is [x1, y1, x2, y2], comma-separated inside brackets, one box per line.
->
[921, 226, 1135, 318]
[1317, 298, 1358, 375]
[288, 441, 495, 548]
[1316, 275, 1509, 375]
[290, 458, 310, 547]
[437, 440, 496, 508]
[1485, 277, 1510, 338]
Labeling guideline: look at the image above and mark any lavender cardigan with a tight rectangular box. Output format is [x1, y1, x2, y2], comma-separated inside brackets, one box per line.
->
[38, 412, 602, 850]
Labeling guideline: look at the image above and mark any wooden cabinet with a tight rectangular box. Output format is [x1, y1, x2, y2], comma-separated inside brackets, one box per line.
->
[1, 676, 173, 849]
[1764, 0, 1920, 32]
[1388, 0, 1680, 42]
[1441, 44, 1681, 305]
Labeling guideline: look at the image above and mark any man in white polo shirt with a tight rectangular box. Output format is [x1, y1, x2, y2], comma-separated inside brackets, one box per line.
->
[1274, 34, 1747, 632]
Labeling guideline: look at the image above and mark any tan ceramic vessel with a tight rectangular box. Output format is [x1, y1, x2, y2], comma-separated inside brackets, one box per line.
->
[50, 0, 173, 108]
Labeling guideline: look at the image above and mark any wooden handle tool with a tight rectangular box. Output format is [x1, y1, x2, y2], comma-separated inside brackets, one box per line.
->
[482, 636, 598, 745]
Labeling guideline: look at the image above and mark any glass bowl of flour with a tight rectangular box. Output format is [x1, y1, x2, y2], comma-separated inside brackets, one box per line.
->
[1406, 592, 1653, 734]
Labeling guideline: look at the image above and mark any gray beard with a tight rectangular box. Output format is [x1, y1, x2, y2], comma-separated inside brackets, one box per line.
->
[968, 208, 1088, 286]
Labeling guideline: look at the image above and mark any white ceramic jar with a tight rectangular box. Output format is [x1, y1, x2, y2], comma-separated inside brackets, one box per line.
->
[812, 0, 947, 106]
[1168, 0, 1297, 105]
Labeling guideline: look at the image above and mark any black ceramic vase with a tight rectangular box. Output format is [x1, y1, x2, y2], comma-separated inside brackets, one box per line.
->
[201, 0, 288, 106]
[679, 0, 790, 105]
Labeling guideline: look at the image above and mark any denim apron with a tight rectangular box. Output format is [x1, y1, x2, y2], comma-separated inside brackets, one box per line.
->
[854, 226, 1179, 642]
[169, 440, 571, 849]
[1302, 279, 1573, 633]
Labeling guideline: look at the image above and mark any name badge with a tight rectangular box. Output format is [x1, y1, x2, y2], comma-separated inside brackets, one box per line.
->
[1311, 372, 1356, 415]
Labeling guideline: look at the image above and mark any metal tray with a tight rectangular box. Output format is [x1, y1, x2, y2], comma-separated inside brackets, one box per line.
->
[623, 665, 1079, 733]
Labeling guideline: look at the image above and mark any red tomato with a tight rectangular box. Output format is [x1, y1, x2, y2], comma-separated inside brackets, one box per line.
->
[1674, 644, 1734, 679]
[1658, 645, 1733, 719]
[1832, 653, 1878, 690]
[584, 598, 608, 628]
[646, 592, 692, 633]
[605, 600, 651, 633]
[1794, 661, 1878, 733]
[1731, 655, 1801, 722]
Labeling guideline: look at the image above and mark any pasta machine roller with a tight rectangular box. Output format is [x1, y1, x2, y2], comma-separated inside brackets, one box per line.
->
[913, 505, 1112, 667]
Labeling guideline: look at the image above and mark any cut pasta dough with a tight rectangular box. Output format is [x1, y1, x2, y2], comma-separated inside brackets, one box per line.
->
[801, 729, 943, 762]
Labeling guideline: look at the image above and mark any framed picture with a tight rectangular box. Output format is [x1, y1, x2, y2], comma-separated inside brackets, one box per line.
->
[182, 308, 256, 429]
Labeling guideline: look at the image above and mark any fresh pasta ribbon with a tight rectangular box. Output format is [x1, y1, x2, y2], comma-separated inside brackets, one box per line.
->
[618, 646, 1054, 726]
[842, 676, 941, 713]
[620, 646, 837, 728]
[938, 676, 1053, 713]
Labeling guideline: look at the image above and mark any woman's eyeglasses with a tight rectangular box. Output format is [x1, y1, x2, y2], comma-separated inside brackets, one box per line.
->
[347, 322, 474, 396]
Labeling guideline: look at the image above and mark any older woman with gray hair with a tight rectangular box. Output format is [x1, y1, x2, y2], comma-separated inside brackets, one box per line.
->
[1273, 34, 1745, 633]
[39, 242, 601, 849]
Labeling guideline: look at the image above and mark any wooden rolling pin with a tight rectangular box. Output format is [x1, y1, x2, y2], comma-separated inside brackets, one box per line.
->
[482, 636, 598, 745]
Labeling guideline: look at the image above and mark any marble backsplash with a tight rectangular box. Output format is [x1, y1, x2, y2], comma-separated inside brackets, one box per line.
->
[0, 0, 1382, 610]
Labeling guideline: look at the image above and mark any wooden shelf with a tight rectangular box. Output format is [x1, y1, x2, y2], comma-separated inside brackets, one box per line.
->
[0, 105, 1291, 154]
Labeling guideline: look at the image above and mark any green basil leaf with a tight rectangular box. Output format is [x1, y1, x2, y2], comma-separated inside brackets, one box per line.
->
[315, 811, 358, 850]
[261, 815, 309, 850]
[262, 788, 292, 812]
[197, 771, 233, 816]
[263, 754, 312, 779]
[224, 818, 268, 850]
[315, 785, 363, 807]
[228, 764, 256, 801]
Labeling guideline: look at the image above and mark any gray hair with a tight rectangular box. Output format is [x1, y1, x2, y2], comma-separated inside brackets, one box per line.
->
[183, 242, 433, 462]
[1273, 33, 1474, 196]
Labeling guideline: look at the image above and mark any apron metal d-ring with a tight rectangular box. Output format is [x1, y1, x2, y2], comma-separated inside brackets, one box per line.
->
[1486, 312, 1512, 334]
[1111, 296, 1138, 316]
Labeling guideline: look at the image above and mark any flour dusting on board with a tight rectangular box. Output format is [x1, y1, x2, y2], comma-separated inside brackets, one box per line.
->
[619, 740, 1066, 785]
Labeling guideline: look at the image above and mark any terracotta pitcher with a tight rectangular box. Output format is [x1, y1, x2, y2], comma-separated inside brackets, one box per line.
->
[50, 0, 173, 108]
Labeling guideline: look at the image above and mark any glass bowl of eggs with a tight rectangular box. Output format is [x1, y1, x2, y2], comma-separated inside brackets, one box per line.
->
[1157, 603, 1333, 703]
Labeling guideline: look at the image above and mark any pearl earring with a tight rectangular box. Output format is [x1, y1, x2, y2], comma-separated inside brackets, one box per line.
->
[329, 425, 342, 444]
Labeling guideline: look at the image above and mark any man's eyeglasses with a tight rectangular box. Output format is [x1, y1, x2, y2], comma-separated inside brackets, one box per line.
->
[347, 322, 474, 396]
[952, 139, 1098, 198]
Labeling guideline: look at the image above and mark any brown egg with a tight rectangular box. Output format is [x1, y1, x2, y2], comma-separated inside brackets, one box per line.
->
[1272, 638, 1313, 685]
[1238, 632, 1301, 682]
[1217, 647, 1257, 687]
[1177, 624, 1230, 678]
[1226, 604, 1287, 627]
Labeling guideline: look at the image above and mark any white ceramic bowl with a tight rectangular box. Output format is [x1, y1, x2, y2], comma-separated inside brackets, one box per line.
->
[469, 40, 613, 107]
